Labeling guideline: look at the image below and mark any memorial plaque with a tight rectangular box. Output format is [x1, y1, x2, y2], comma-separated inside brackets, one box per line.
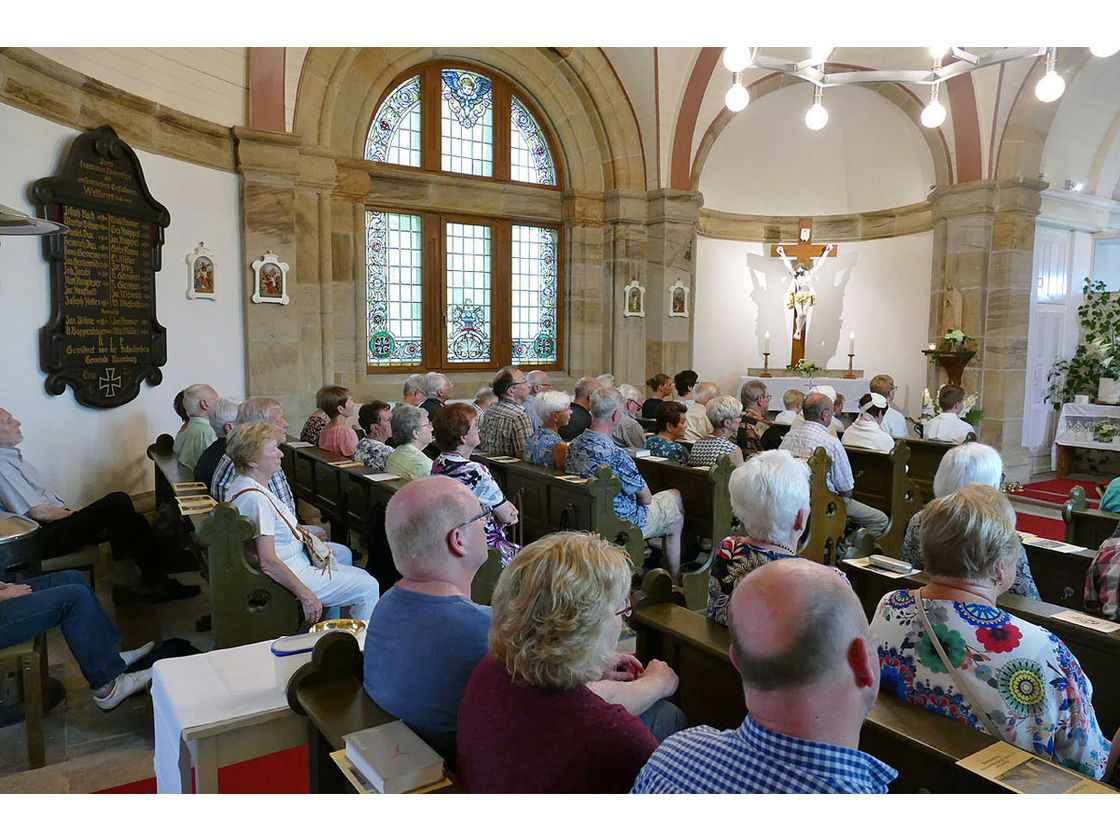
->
[33, 125, 170, 408]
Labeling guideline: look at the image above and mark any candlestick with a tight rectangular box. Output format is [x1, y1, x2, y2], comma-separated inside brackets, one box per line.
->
[761, 352, 772, 378]
[764, 331, 770, 353]
[849, 332, 855, 354]
[844, 353, 856, 379]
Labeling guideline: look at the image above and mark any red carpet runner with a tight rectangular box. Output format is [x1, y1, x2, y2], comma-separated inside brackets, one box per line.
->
[94, 745, 309, 794]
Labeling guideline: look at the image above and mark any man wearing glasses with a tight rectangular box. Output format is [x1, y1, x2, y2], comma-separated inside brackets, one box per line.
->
[523, 370, 552, 432]
[477, 367, 533, 458]
[611, 384, 648, 450]
[737, 379, 773, 455]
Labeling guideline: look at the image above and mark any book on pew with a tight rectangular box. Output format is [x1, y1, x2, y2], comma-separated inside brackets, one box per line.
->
[343, 720, 446, 794]
[285, 441, 313, 448]
[957, 742, 1117, 794]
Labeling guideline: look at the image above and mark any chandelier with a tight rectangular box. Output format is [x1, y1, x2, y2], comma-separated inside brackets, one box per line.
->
[722, 47, 1120, 131]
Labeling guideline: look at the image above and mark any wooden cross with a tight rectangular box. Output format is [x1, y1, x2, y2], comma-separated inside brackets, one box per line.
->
[769, 218, 838, 366]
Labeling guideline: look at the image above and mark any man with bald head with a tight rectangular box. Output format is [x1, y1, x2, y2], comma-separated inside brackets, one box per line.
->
[631, 558, 896, 793]
[362, 476, 492, 760]
[780, 392, 888, 537]
[558, 375, 599, 441]
[173, 383, 218, 470]
[681, 381, 719, 443]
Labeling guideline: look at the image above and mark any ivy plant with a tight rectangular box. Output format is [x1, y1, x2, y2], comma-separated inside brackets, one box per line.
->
[1046, 277, 1120, 409]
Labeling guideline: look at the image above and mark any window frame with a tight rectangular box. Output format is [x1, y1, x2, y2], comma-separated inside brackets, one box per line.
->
[363, 61, 565, 376]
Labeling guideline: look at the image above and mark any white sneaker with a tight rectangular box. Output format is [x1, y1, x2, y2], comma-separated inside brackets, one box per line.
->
[93, 668, 152, 711]
[120, 641, 155, 667]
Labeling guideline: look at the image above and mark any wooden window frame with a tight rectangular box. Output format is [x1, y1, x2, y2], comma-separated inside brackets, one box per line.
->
[364, 61, 565, 376]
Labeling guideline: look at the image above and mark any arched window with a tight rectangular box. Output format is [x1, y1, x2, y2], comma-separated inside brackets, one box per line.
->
[364, 63, 561, 373]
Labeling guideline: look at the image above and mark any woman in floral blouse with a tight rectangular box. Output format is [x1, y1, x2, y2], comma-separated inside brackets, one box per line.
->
[524, 390, 571, 471]
[707, 451, 810, 624]
[432, 402, 521, 566]
[647, 400, 690, 465]
[872, 484, 1118, 780]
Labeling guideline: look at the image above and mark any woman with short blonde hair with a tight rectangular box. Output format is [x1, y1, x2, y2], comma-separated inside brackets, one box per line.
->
[457, 532, 677, 792]
[688, 395, 744, 468]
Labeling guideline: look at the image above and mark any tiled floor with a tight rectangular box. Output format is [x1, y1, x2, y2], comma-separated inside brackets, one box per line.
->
[0, 555, 211, 793]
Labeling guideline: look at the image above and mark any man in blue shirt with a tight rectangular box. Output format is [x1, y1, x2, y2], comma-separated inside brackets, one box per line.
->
[631, 557, 897, 793]
[565, 387, 684, 575]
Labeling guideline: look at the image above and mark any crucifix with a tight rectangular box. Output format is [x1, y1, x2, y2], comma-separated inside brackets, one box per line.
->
[770, 218, 837, 366]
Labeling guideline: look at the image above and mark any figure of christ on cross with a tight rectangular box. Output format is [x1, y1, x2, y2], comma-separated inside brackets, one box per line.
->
[769, 218, 838, 365]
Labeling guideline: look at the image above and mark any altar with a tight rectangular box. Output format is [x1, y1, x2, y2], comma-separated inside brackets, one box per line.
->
[739, 375, 871, 409]
[1051, 402, 1120, 477]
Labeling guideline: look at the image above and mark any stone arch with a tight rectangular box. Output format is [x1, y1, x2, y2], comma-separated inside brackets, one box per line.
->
[293, 47, 646, 193]
[689, 66, 953, 193]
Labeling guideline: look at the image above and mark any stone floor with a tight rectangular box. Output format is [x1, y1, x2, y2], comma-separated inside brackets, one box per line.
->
[0, 554, 211, 793]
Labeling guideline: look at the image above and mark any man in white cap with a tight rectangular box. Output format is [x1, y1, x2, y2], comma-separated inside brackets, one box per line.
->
[789, 384, 844, 437]
[841, 393, 895, 453]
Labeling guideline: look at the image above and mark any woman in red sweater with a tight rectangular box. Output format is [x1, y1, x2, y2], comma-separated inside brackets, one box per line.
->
[456, 531, 662, 793]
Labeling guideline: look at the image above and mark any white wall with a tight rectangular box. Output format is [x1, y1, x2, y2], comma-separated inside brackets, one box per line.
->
[699, 83, 935, 216]
[694, 232, 933, 418]
[0, 102, 245, 504]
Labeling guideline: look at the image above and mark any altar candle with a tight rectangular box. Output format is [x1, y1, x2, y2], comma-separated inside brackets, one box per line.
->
[928, 343, 936, 350]
[764, 331, 770, 353]
[849, 332, 855, 353]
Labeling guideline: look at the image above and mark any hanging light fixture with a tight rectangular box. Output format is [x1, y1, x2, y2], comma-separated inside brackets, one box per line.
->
[722, 47, 755, 73]
[1089, 47, 1119, 58]
[0, 203, 69, 238]
[805, 86, 829, 130]
[809, 47, 833, 65]
[928, 47, 951, 60]
[724, 72, 750, 112]
[921, 58, 947, 128]
[1035, 47, 1066, 102]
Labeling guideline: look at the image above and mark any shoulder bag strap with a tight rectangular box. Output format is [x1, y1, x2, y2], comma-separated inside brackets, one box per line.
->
[914, 594, 1001, 738]
[230, 486, 308, 540]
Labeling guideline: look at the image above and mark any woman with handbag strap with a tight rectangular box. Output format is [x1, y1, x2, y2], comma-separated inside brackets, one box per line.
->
[870, 483, 1119, 781]
[225, 423, 380, 624]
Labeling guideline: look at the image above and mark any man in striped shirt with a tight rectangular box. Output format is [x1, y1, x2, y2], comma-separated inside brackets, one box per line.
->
[630, 558, 896, 793]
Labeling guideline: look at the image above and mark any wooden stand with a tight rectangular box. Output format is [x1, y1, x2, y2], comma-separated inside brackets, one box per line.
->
[844, 353, 856, 379]
[922, 349, 975, 386]
[760, 353, 772, 378]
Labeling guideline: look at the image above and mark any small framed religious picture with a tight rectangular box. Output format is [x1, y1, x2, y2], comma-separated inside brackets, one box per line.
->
[668, 279, 690, 318]
[186, 242, 216, 300]
[251, 251, 290, 305]
[624, 280, 645, 318]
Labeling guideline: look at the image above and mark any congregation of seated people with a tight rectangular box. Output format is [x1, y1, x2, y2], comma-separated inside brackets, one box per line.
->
[15, 360, 1120, 796]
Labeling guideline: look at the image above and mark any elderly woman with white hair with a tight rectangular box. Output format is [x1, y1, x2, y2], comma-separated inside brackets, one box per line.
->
[707, 450, 810, 624]
[688, 395, 744, 468]
[872, 484, 1118, 780]
[899, 442, 1039, 599]
[385, 404, 434, 482]
[524, 389, 572, 470]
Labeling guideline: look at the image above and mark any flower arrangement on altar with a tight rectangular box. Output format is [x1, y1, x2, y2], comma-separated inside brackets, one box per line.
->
[921, 388, 982, 425]
[925, 329, 977, 363]
[786, 359, 823, 377]
[1096, 421, 1120, 443]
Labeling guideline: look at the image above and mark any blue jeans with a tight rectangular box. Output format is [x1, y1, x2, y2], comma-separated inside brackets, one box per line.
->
[0, 570, 125, 690]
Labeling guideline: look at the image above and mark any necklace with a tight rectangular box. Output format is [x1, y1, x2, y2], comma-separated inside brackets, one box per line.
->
[755, 538, 796, 555]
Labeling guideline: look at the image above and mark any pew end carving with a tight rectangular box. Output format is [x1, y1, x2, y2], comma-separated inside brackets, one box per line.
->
[800, 447, 847, 566]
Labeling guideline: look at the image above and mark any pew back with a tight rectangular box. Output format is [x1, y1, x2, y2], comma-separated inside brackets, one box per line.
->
[1063, 486, 1120, 550]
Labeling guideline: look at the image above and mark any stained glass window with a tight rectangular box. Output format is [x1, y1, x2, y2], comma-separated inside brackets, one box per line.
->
[366, 211, 423, 366]
[366, 76, 421, 167]
[510, 97, 556, 186]
[511, 226, 558, 365]
[445, 222, 492, 363]
[441, 69, 493, 177]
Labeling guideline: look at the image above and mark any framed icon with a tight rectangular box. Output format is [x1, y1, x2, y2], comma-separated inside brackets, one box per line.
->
[668, 279, 689, 318]
[186, 242, 216, 300]
[624, 280, 645, 318]
[251, 251, 290, 305]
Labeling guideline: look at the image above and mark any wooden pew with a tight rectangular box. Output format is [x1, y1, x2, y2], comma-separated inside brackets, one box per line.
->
[1022, 541, 1095, 610]
[799, 446, 848, 567]
[630, 588, 1008, 793]
[1063, 486, 1120, 550]
[841, 560, 1120, 734]
[906, 436, 972, 504]
[844, 440, 924, 558]
[286, 631, 463, 794]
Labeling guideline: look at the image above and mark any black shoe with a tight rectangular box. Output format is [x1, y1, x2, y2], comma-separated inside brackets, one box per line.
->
[144, 578, 201, 603]
[112, 584, 152, 604]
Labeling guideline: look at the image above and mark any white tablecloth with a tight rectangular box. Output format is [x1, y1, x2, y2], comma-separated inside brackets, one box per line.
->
[151, 639, 294, 793]
[1051, 402, 1120, 470]
[739, 376, 871, 408]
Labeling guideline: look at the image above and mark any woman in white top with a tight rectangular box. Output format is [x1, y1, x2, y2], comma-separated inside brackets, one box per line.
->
[841, 393, 895, 453]
[225, 423, 380, 624]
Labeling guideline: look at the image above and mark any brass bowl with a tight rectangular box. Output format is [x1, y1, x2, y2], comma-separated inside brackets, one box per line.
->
[310, 618, 367, 634]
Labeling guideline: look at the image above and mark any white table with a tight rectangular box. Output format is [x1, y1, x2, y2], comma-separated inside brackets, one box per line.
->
[739, 376, 871, 408]
[1051, 402, 1120, 476]
[152, 639, 309, 794]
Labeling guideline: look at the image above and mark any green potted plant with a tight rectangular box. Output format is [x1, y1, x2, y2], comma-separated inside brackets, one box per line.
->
[1046, 277, 1120, 409]
[786, 359, 823, 377]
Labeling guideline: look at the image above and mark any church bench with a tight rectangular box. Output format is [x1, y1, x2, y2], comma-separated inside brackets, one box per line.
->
[282, 444, 352, 544]
[147, 433, 198, 508]
[286, 631, 463, 794]
[843, 440, 924, 558]
[629, 592, 1008, 793]
[905, 436, 972, 504]
[840, 559, 1120, 734]
[1063, 486, 1120, 550]
[1021, 541, 1094, 610]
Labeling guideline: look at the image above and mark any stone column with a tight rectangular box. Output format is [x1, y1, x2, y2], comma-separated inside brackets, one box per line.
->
[645, 189, 702, 385]
[929, 177, 1045, 479]
[604, 189, 649, 385]
[563, 190, 608, 378]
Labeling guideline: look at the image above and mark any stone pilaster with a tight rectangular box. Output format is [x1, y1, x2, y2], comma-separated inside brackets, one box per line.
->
[645, 189, 702, 385]
[929, 178, 1045, 478]
[604, 190, 649, 385]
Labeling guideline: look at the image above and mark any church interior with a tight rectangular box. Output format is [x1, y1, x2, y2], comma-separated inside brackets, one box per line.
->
[3, 23, 1120, 803]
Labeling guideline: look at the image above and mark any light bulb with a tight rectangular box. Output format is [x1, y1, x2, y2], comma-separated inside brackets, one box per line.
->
[810, 46, 833, 64]
[929, 47, 951, 60]
[725, 81, 750, 112]
[805, 102, 829, 130]
[722, 47, 753, 73]
[1090, 47, 1120, 58]
[1035, 70, 1066, 102]
[921, 99, 947, 128]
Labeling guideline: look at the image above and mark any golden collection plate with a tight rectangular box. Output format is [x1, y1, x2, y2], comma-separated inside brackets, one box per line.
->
[310, 618, 367, 634]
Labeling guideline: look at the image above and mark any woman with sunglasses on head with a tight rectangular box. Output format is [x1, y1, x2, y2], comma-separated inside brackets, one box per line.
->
[431, 402, 521, 567]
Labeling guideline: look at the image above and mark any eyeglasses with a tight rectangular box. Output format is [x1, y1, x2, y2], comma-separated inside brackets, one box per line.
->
[615, 596, 633, 617]
[452, 505, 493, 531]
